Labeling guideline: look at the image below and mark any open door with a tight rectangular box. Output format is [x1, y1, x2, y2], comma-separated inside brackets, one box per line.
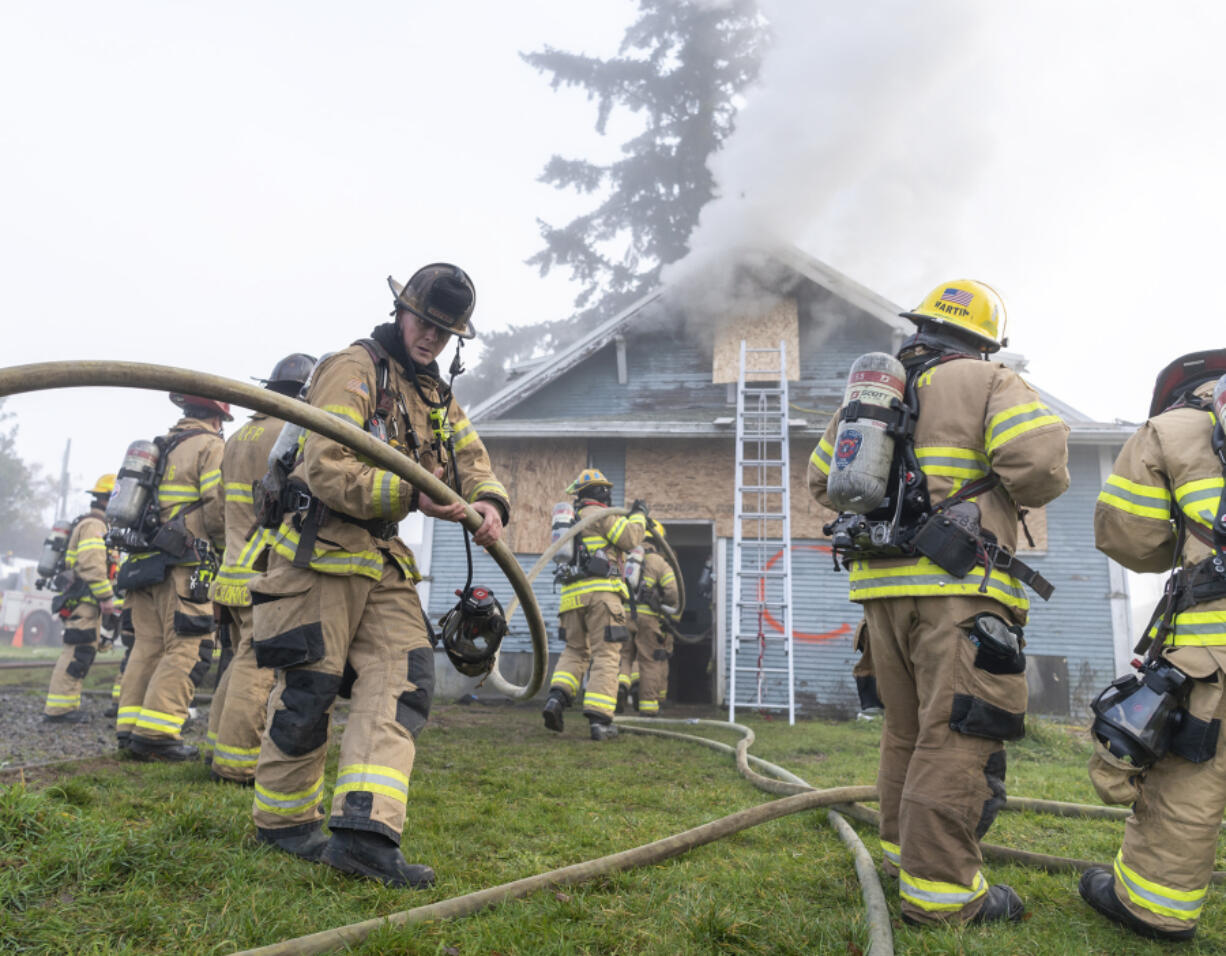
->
[661, 521, 715, 705]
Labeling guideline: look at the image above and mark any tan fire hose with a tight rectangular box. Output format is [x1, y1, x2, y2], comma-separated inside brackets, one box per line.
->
[0, 360, 548, 700]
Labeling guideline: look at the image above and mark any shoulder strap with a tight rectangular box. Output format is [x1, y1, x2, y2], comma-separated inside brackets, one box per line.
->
[354, 338, 394, 422]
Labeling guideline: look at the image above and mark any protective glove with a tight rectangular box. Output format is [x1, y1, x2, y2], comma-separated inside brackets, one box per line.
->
[630, 498, 650, 517]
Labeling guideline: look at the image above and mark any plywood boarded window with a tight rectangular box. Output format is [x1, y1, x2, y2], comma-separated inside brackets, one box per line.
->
[712, 298, 800, 384]
[484, 438, 587, 554]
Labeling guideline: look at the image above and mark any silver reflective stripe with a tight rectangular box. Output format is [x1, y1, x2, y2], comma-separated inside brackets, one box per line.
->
[335, 769, 409, 798]
[377, 471, 395, 518]
[1116, 863, 1204, 915]
[989, 405, 1053, 439]
[255, 779, 324, 811]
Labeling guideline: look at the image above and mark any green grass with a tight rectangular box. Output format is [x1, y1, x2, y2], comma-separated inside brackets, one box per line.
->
[1, 704, 1223, 954]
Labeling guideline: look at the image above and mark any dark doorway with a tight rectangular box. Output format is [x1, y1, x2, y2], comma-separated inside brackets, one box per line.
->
[661, 524, 714, 705]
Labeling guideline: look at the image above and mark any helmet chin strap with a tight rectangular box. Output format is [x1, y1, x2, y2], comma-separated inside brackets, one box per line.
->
[899, 324, 986, 365]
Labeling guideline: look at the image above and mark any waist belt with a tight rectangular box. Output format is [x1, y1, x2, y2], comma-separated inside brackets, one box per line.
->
[989, 549, 1054, 602]
[289, 487, 397, 569]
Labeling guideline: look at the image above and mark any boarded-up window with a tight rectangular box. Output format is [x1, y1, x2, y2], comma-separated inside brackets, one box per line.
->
[712, 298, 800, 384]
[485, 438, 587, 554]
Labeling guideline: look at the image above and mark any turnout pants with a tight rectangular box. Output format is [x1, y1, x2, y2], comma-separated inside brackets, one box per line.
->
[44, 601, 101, 715]
[618, 625, 639, 700]
[551, 592, 627, 720]
[633, 614, 671, 714]
[251, 555, 434, 845]
[117, 566, 215, 742]
[1107, 658, 1226, 935]
[863, 594, 1027, 925]
[208, 605, 276, 783]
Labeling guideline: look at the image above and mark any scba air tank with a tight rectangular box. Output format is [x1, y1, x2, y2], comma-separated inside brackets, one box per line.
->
[827, 352, 906, 514]
[623, 545, 645, 592]
[36, 519, 74, 578]
[106, 440, 160, 531]
[550, 501, 575, 565]
[1215, 374, 1226, 434]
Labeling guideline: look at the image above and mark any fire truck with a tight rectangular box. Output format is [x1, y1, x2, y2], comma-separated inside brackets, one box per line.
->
[0, 559, 62, 647]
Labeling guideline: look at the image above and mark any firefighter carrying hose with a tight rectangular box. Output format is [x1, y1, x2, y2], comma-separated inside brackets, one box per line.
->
[617, 519, 679, 716]
[205, 353, 316, 784]
[247, 264, 508, 888]
[41, 474, 117, 722]
[543, 470, 647, 740]
[112, 395, 229, 760]
[1079, 350, 1226, 943]
[809, 279, 1069, 926]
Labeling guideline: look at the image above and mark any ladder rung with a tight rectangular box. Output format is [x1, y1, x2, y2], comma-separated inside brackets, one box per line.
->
[740, 459, 785, 467]
[735, 570, 790, 579]
[734, 600, 789, 609]
[740, 512, 786, 520]
[738, 485, 785, 493]
[734, 540, 788, 547]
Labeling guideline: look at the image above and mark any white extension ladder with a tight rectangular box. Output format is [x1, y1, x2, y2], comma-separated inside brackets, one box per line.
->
[728, 339, 796, 725]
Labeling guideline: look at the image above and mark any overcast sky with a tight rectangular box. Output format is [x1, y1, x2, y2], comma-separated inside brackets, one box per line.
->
[3, 0, 1223, 530]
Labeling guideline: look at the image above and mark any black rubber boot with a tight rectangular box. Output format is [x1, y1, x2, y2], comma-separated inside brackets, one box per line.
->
[43, 710, 91, 724]
[615, 685, 628, 714]
[589, 718, 619, 742]
[116, 732, 131, 752]
[542, 690, 567, 733]
[103, 702, 119, 718]
[321, 828, 436, 888]
[1079, 865, 1195, 942]
[967, 884, 1025, 924]
[256, 823, 329, 863]
[128, 735, 199, 762]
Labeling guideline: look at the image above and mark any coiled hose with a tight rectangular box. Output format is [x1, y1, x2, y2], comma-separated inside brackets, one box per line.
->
[0, 360, 548, 699]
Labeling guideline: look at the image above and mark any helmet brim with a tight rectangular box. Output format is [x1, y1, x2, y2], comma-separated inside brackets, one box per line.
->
[388, 276, 476, 340]
[899, 311, 1001, 353]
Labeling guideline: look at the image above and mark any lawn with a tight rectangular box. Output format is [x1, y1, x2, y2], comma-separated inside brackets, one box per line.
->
[1, 701, 1223, 955]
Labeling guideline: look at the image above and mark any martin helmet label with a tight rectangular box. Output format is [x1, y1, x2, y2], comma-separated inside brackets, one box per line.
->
[835, 429, 863, 470]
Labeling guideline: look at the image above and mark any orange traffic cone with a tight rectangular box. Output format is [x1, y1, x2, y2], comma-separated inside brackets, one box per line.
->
[11, 619, 23, 648]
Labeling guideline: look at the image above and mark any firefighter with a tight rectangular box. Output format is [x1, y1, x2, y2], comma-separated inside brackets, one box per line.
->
[625, 520, 679, 716]
[115, 394, 228, 760]
[543, 470, 647, 740]
[205, 353, 316, 784]
[43, 474, 117, 722]
[808, 279, 1069, 926]
[248, 263, 508, 888]
[1078, 351, 1226, 943]
[103, 596, 132, 719]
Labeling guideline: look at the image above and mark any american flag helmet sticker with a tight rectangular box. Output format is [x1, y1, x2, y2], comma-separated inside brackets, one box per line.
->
[940, 287, 974, 307]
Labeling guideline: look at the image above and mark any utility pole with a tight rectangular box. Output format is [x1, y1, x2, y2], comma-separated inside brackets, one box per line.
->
[57, 438, 71, 519]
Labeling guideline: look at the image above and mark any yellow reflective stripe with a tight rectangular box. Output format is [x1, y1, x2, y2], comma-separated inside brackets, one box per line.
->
[848, 558, 1028, 611]
[88, 580, 113, 596]
[370, 470, 401, 519]
[453, 418, 479, 452]
[659, 571, 676, 586]
[134, 708, 185, 734]
[584, 691, 617, 711]
[880, 840, 901, 865]
[45, 692, 81, 706]
[116, 705, 141, 730]
[811, 437, 833, 476]
[270, 525, 385, 580]
[915, 445, 990, 480]
[1115, 853, 1205, 921]
[468, 480, 508, 502]
[1167, 609, 1226, 647]
[985, 401, 1062, 453]
[551, 671, 581, 694]
[224, 481, 254, 504]
[1098, 474, 1173, 521]
[70, 538, 107, 555]
[199, 469, 221, 492]
[254, 777, 326, 815]
[637, 699, 660, 713]
[334, 763, 410, 803]
[900, 869, 988, 912]
[323, 404, 365, 427]
[1174, 476, 1224, 528]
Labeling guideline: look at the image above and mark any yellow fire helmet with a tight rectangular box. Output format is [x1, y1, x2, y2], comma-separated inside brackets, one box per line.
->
[87, 473, 116, 496]
[566, 468, 613, 496]
[900, 279, 1007, 353]
[646, 519, 666, 542]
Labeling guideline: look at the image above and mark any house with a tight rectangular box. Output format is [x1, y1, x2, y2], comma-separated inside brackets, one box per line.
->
[422, 247, 1134, 718]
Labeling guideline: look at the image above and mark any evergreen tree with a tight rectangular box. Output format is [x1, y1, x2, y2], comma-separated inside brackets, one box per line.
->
[0, 401, 57, 559]
[458, 0, 765, 406]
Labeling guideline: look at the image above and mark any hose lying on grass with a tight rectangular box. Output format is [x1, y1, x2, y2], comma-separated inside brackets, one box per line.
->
[0, 360, 548, 701]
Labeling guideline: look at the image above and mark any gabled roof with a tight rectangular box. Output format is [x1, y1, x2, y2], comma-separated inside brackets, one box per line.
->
[470, 245, 1128, 441]
[471, 245, 913, 424]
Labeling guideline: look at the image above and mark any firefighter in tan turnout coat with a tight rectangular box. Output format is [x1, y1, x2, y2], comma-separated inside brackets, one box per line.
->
[1079, 352, 1226, 943]
[249, 264, 508, 888]
[116, 397, 228, 760]
[809, 280, 1069, 926]
[543, 470, 647, 740]
[43, 474, 117, 722]
[205, 353, 315, 783]
[620, 522, 679, 715]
